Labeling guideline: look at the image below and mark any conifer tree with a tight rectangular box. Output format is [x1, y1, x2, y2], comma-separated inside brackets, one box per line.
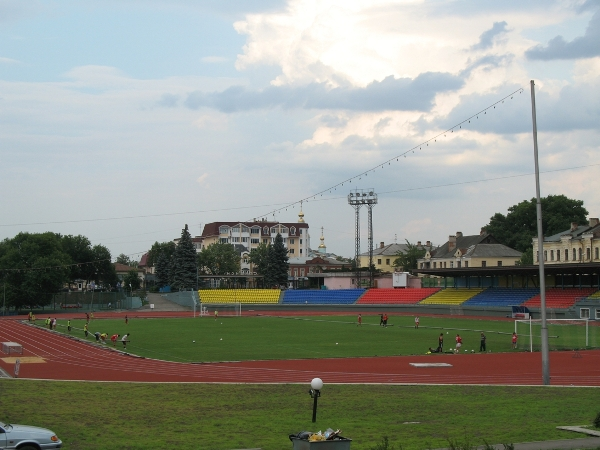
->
[155, 252, 169, 288]
[266, 233, 289, 287]
[171, 224, 197, 290]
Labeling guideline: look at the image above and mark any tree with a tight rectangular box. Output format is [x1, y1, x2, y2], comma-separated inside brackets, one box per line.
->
[116, 253, 138, 267]
[516, 248, 534, 266]
[123, 269, 142, 291]
[265, 233, 289, 287]
[248, 243, 270, 278]
[197, 242, 240, 276]
[170, 224, 197, 290]
[483, 195, 588, 253]
[155, 252, 170, 288]
[0, 232, 71, 309]
[147, 241, 176, 267]
[393, 240, 427, 271]
[93, 244, 118, 289]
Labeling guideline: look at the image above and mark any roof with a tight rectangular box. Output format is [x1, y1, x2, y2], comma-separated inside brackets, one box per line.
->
[462, 244, 522, 258]
[545, 222, 600, 242]
[201, 221, 310, 238]
[431, 233, 498, 259]
[415, 262, 600, 278]
[114, 263, 144, 273]
[359, 243, 410, 257]
[138, 253, 149, 267]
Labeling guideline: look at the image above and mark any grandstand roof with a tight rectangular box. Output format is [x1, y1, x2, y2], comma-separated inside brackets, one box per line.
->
[415, 262, 600, 278]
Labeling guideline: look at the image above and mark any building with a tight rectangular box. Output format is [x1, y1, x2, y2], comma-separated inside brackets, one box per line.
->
[114, 263, 146, 289]
[359, 241, 433, 273]
[419, 231, 521, 269]
[534, 217, 600, 264]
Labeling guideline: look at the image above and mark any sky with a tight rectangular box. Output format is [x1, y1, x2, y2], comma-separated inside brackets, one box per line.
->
[1, 0, 599, 262]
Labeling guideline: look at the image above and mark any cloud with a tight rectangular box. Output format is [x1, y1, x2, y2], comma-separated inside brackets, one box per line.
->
[471, 21, 508, 50]
[201, 56, 229, 63]
[196, 173, 209, 184]
[525, 9, 600, 60]
[184, 72, 464, 113]
[156, 93, 179, 107]
[0, 56, 21, 64]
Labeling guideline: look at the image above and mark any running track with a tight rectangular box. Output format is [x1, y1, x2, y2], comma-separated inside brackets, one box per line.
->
[1, 317, 599, 386]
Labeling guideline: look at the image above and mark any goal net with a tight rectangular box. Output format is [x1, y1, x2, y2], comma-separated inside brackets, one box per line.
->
[199, 303, 242, 317]
[514, 318, 598, 351]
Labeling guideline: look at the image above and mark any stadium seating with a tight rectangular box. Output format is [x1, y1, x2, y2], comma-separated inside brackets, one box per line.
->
[463, 288, 539, 307]
[282, 289, 365, 305]
[357, 288, 441, 304]
[198, 289, 281, 304]
[523, 287, 598, 309]
[419, 288, 485, 305]
[586, 289, 600, 300]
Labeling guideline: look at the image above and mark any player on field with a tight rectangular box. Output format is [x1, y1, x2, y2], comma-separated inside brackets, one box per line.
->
[455, 334, 462, 353]
[111, 334, 120, 347]
[511, 332, 518, 349]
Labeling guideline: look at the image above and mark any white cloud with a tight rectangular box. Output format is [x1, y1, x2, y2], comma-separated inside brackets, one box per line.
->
[201, 56, 229, 63]
[0, 56, 21, 64]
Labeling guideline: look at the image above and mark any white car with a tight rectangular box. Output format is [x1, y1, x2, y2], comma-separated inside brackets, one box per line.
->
[0, 420, 62, 449]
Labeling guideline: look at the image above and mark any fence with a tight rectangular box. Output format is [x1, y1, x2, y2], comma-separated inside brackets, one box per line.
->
[161, 290, 200, 311]
[51, 291, 127, 311]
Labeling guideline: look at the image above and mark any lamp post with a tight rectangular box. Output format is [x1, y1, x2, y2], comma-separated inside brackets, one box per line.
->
[308, 377, 323, 423]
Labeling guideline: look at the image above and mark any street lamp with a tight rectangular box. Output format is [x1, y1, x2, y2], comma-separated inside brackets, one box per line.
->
[308, 377, 323, 423]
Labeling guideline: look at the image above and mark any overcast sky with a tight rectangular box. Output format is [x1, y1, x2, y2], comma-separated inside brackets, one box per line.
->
[1, 0, 599, 261]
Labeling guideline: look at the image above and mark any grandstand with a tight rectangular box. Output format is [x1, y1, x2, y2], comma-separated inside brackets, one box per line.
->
[357, 288, 440, 305]
[282, 289, 365, 304]
[420, 288, 485, 305]
[462, 288, 539, 307]
[198, 289, 281, 304]
[523, 287, 598, 309]
[586, 289, 600, 300]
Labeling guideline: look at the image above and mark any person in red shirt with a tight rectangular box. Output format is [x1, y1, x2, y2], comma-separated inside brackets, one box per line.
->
[382, 314, 388, 327]
[455, 334, 462, 353]
[110, 334, 120, 347]
[357, 314, 362, 326]
[512, 332, 518, 349]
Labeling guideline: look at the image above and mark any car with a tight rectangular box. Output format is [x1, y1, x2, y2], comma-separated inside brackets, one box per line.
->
[0, 420, 62, 449]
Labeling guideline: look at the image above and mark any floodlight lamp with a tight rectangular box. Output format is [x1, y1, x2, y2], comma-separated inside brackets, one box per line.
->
[369, 191, 373, 196]
[311, 378, 323, 390]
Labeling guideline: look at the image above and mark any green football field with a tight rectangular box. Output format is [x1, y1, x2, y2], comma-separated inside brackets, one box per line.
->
[44, 314, 565, 363]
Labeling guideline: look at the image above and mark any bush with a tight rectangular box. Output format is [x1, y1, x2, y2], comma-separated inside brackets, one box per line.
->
[594, 411, 600, 429]
[369, 436, 401, 450]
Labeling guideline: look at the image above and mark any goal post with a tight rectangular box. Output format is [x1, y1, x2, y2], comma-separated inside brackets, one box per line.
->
[514, 318, 595, 351]
[199, 302, 242, 317]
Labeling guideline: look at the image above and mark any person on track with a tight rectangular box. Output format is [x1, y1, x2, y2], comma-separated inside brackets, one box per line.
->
[121, 333, 130, 349]
[455, 334, 462, 353]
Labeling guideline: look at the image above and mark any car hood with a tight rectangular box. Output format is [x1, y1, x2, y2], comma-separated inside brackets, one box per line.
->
[5, 423, 58, 438]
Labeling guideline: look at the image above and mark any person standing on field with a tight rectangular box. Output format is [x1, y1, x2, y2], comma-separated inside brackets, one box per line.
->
[480, 332, 487, 352]
[438, 333, 444, 352]
[121, 333, 130, 349]
[357, 314, 362, 326]
[125, 315, 128, 325]
[414, 316, 420, 329]
[455, 334, 462, 353]
[382, 313, 388, 327]
[512, 332, 518, 349]
[84, 323, 89, 337]
[67, 320, 72, 333]
[215, 310, 218, 321]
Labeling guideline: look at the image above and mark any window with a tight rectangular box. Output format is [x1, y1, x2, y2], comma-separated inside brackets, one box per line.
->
[270, 227, 277, 234]
[290, 227, 296, 235]
[251, 227, 260, 234]
[544, 250, 547, 261]
[241, 225, 249, 233]
[289, 248, 294, 254]
[481, 261, 487, 267]
[450, 261, 454, 268]
[557, 249, 561, 261]
[550, 250, 554, 261]
[578, 248, 582, 261]
[300, 239, 303, 244]
[232, 226, 240, 233]
[220, 238, 228, 243]
[443, 262, 447, 268]
[386, 258, 390, 265]
[251, 238, 259, 244]
[536, 251, 539, 262]
[289, 238, 294, 244]
[232, 237, 240, 242]
[281, 226, 288, 234]
[219, 226, 229, 234]
[263, 226, 268, 235]
[596, 309, 600, 320]
[377, 259, 382, 265]
[464, 261, 469, 268]
[497, 261, 502, 267]
[294, 269, 298, 277]
[573, 248, 577, 261]
[596, 247, 599, 260]
[242, 237, 248, 242]
[586, 247, 591, 260]
[433, 262, 437, 268]
[580, 308, 590, 319]
[262, 238, 268, 244]
[457, 261, 461, 268]
[300, 269, 305, 276]
[565, 249, 568, 261]
[300, 249, 303, 254]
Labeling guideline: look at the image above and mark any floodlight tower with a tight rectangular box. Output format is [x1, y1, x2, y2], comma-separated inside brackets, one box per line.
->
[348, 190, 362, 288]
[348, 189, 377, 288]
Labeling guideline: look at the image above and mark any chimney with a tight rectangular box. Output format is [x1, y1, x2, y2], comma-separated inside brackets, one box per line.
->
[448, 235, 456, 251]
[480, 228, 487, 236]
[589, 218, 599, 228]
[380, 242, 385, 248]
[571, 222, 578, 231]
[456, 231, 463, 238]
[426, 240, 431, 247]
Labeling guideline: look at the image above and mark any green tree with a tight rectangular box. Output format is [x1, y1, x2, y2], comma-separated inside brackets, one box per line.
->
[0, 232, 71, 309]
[483, 195, 588, 252]
[147, 241, 176, 267]
[116, 253, 138, 267]
[122, 269, 141, 291]
[155, 252, 170, 288]
[61, 234, 95, 286]
[197, 242, 240, 275]
[171, 224, 197, 290]
[516, 248, 534, 266]
[265, 233, 289, 287]
[93, 244, 118, 289]
[393, 240, 427, 271]
[248, 243, 270, 278]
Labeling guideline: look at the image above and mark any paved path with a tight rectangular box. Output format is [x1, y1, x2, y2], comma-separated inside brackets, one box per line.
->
[142, 292, 191, 311]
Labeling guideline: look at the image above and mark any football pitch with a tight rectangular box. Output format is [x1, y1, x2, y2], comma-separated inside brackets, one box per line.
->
[49, 313, 570, 363]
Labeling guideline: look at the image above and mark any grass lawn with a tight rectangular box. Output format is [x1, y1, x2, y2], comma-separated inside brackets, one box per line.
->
[1, 380, 598, 450]
[47, 314, 528, 363]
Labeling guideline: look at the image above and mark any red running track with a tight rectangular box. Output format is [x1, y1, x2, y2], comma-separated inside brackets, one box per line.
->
[1, 319, 599, 386]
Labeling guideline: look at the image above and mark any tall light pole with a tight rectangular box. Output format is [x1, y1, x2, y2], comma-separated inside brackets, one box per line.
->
[348, 189, 377, 288]
[531, 80, 550, 385]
